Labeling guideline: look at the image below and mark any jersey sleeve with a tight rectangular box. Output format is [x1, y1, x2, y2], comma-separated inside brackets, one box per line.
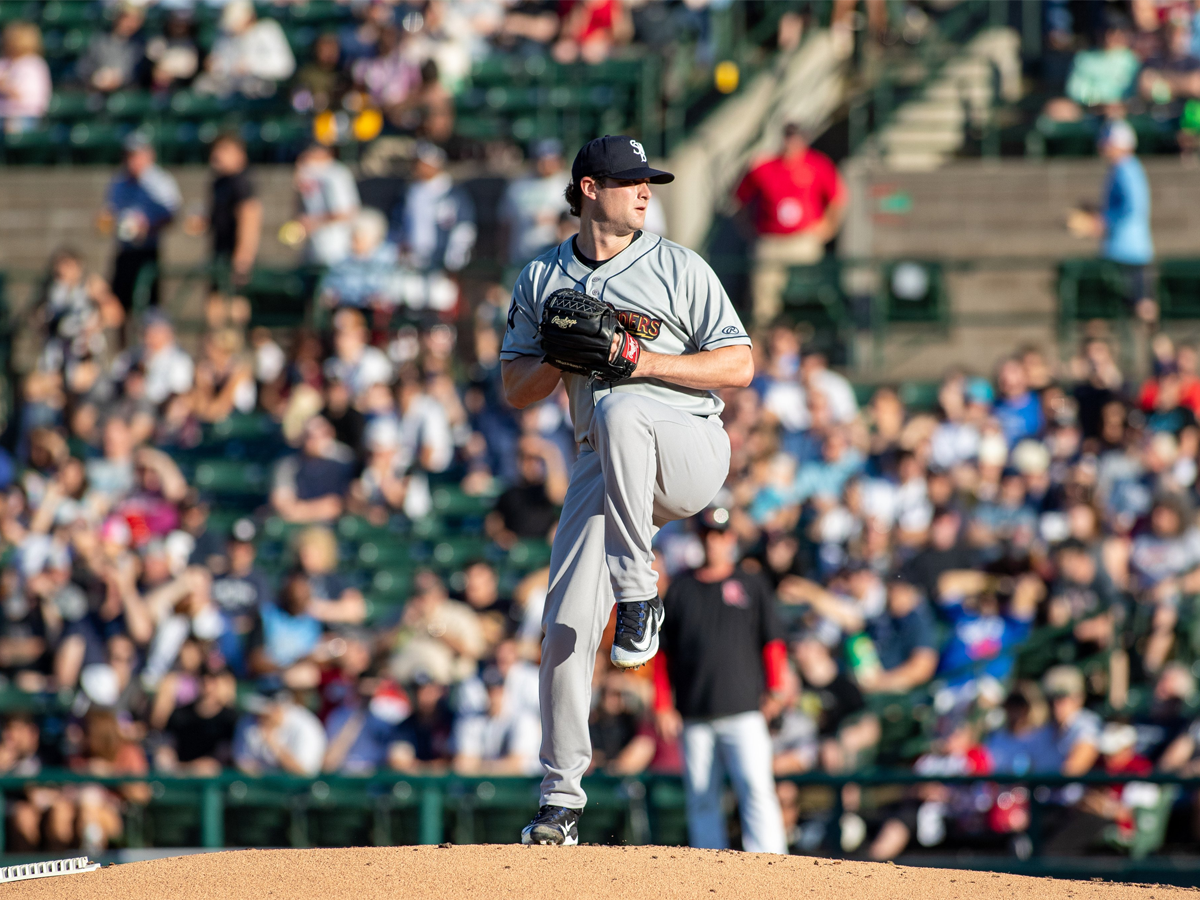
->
[500, 265, 543, 360]
[683, 254, 752, 351]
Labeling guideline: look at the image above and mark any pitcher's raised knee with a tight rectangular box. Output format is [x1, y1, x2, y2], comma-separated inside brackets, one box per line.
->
[591, 392, 654, 442]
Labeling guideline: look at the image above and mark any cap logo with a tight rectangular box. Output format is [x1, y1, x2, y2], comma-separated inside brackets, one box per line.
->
[629, 139, 647, 163]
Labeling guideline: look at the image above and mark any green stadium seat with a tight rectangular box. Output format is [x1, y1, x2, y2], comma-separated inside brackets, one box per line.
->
[238, 267, 322, 327]
[0, 3, 35, 26]
[1029, 116, 1100, 157]
[41, 1, 100, 27]
[897, 381, 941, 411]
[369, 567, 414, 598]
[223, 780, 294, 847]
[192, 459, 269, 497]
[47, 91, 98, 121]
[646, 778, 689, 846]
[882, 260, 947, 324]
[1057, 259, 1130, 331]
[449, 778, 540, 845]
[1158, 259, 1200, 320]
[507, 540, 552, 571]
[430, 484, 496, 519]
[429, 535, 491, 570]
[357, 540, 416, 569]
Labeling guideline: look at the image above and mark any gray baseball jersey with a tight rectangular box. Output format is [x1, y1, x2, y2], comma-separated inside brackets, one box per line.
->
[500, 231, 751, 443]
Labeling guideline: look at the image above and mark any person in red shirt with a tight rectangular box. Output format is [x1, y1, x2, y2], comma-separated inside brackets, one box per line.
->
[733, 123, 847, 326]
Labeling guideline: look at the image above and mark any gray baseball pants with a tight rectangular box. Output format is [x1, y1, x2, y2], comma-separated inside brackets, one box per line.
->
[538, 392, 730, 809]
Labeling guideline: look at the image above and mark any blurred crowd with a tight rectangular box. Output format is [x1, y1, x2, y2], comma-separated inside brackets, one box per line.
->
[0, 0, 730, 138]
[13, 178, 1200, 859]
[1043, 0, 1200, 146]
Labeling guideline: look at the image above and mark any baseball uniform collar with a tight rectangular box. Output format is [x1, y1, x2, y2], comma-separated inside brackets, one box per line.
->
[557, 231, 658, 284]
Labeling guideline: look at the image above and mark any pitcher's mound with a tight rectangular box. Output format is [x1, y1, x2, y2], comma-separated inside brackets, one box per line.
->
[1, 845, 1182, 900]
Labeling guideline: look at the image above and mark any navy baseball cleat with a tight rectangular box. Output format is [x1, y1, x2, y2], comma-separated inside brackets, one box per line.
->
[521, 805, 580, 846]
[610, 596, 663, 669]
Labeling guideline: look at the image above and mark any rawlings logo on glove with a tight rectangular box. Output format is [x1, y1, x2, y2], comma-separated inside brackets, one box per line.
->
[539, 288, 640, 383]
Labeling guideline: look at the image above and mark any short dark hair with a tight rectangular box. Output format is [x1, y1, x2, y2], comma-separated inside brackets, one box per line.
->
[565, 176, 621, 217]
[564, 180, 582, 217]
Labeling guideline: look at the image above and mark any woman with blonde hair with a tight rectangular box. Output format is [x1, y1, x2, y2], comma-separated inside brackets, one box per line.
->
[0, 22, 50, 132]
[294, 525, 365, 624]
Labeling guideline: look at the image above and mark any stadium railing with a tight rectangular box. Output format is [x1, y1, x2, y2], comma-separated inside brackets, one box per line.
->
[0, 769, 1192, 869]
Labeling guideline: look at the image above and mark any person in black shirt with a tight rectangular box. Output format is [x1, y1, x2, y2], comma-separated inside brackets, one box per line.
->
[903, 507, 974, 602]
[210, 519, 274, 677]
[486, 434, 567, 546]
[160, 664, 240, 774]
[192, 132, 261, 287]
[653, 506, 789, 853]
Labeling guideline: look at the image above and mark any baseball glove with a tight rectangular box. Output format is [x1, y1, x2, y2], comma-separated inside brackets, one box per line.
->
[539, 288, 641, 382]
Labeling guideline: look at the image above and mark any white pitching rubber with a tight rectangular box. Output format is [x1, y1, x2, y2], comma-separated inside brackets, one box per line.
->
[0, 856, 100, 883]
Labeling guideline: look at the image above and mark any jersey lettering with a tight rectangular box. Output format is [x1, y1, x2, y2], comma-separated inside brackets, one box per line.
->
[615, 309, 662, 340]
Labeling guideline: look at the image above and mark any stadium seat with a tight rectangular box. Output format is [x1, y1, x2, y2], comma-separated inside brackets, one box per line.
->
[191, 460, 269, 498]
[882, 260, 947, 325]
[1158, 259, 1200, 320]
[1057, 259, 1130, 332]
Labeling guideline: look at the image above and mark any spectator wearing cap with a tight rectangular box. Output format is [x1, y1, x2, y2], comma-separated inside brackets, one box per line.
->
[1036, 664, 1108, 854]
[392, 142, 477, 278]
[1073, 120, 1155, 320]
[99, 136, 182, 312]
[319, 209, 403, 312]
[233, 691, 326, 776]
[195, 0, 295, 99]
[499, 138, 572, 268]
[209, 519, 273, 676]
[653, 506, 789, 854]
[733, 123, 846, 326]
[270, 415, 356, 525]
[294, 143, 361, 266]
[452, 663, 542, 776]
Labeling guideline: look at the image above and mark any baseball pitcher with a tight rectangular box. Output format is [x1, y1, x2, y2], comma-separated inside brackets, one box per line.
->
[501, 135, 754, 845]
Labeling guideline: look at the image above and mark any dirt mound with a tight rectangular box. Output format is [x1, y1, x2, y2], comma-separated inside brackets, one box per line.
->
[2, 845, 1182, 900]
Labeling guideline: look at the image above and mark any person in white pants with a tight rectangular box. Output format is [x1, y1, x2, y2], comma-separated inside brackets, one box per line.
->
[653, 507, 789, 854]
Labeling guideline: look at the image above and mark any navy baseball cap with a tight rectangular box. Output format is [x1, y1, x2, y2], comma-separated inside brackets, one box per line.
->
[571, 134, 674, 185]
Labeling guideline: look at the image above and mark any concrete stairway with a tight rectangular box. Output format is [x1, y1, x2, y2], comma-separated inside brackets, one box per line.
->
[868, 28, 1020, 172]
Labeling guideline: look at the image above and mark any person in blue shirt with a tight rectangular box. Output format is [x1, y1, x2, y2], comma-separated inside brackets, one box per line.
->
[1077, 120, 1154, 320]
[936, 571, 1040, 688]
[992, 357, 1044, 446]
[101, 134, 181, 312]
